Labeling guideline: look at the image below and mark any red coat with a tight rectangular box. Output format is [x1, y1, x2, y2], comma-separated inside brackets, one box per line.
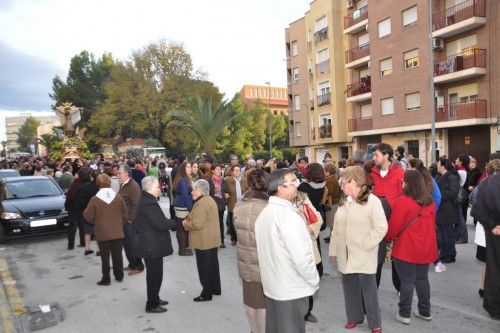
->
[371, 163, 404, 207]
[386, 195, 438, 264]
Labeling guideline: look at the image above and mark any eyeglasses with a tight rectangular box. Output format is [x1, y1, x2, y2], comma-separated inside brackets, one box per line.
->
[281, 178, 300, 188]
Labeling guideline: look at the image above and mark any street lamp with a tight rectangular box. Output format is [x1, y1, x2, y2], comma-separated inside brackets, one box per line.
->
[265, 81, 272, 158]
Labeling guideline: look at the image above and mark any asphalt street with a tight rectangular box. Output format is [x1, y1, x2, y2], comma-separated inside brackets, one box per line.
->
[0, 196, 499, 333]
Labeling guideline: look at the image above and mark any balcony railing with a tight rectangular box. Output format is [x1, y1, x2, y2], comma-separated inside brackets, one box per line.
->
[433, 0, 486, 31]
[434, 48, 486, 76]
[317, 93, 331, 107]
[345, 43, 370, 64]
[314, 28, 328, 44]
[348, 117, 373, 132]
[346, 76, 371, 98]
[344, 5, 368, 30]
[316, 60, 330, 76]
[319, 124, 332, 139]
[310, 100, 314, 111]
[435, 99, 487, 122]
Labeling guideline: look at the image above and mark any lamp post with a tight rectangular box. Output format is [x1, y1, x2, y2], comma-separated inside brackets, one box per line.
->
[428, 0, 437, 165]
[265, 81, 272, 158]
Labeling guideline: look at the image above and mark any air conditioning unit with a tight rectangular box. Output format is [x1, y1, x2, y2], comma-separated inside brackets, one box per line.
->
[347, 0, 355, 9]
[365, 23, 369, 31]
[432, 38, 444, 50]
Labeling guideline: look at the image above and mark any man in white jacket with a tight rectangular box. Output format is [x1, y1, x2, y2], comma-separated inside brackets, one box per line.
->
[255, 168, 320, 333]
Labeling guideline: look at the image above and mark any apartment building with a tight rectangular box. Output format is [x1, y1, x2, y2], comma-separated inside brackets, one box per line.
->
[239, 85, 289, 116]
[286, 0, 352, 163]
[5, 113, 57, 151]
[344, 0, 499, 167]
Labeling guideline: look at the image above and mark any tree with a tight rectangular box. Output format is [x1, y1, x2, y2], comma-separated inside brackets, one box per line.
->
[38, 133, 58, 154]
[89, 40, 222, 155]
[169, 95, 236, 155]
[16, 117, 40, 152]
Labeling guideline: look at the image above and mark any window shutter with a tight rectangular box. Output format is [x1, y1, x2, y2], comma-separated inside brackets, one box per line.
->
[402, 6, 417, 26]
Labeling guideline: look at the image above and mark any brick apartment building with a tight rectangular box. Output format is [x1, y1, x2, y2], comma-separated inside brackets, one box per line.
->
[286, 0, 500, 167]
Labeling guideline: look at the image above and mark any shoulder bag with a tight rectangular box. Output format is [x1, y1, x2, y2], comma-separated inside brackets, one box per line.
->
[385, 207, 423, 263]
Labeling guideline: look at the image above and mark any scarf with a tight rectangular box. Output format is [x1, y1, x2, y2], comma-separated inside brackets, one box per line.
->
[212, 175, 223, 199]
[95, 188, 116, 205]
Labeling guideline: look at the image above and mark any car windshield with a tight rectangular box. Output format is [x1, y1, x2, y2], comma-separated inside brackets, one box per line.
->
[0, 170, 20, 178]
[4, 179, 62, 199]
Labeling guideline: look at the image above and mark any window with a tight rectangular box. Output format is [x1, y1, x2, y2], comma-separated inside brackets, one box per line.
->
[359, 68, 370, 79]
[358, 33, 369, 47]
[319, 114, 332, 139]
[407, 140, 419, 158]
[361, 104, 373, 118]
[380, 58, 393, 76]
[295, 122, 302, 137]
[405, 92, 421, 111]
[318, 81, 330, 96]
[402, 6, 418, 27]
[404, 49, 419, 69]
[292, 68, 299, 83]
[316, 48, 329, 64]
[293, 95, 301, 111]
[315, 16, 327, 32]
[381, 97, 394, 115]
[378, 18, 391, 38]
[291, 41, 298, 56]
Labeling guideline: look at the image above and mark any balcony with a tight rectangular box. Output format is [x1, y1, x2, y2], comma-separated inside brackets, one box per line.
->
[348, 117, 373, 132]
[346, 76, 372, 103]
[317, 93, 331, 107]
[432, 0, 486, 39]
[316, 60, 330, 76]
[344, 6, 368, 34]
[314, 28, 328, 44]
[436, 99, 487, 122]
[345, 43, 370, 68]
[434, 49, 486, 84]
[319, 124, 332, 139]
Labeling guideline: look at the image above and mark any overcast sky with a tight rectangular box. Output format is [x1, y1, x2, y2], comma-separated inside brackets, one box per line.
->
[0, 0, 309, 115]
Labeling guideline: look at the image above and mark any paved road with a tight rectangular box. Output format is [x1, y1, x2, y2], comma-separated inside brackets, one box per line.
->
[0, 197, 499, 332]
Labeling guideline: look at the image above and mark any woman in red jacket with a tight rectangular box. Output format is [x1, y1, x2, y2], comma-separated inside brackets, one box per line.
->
[386, 170, 438, 326]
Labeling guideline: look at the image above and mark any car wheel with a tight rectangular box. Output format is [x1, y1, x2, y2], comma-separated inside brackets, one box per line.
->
[0, 224, 6, 244]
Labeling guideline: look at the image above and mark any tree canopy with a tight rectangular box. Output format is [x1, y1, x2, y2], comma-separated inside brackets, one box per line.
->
[16, 117, 41, 152]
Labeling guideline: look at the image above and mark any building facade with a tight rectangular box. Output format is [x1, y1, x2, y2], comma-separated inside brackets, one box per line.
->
[287, 0, 499, 167]
[239, 85, 289, 116]
[5, 113, 57, 151]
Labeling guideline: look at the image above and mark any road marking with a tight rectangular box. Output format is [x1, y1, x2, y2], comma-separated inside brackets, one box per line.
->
[0, 272, 16, 333]
[0, 258, 26, 316]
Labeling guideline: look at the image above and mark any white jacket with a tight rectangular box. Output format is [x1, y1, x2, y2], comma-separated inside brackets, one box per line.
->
[255, 196, 320, 301]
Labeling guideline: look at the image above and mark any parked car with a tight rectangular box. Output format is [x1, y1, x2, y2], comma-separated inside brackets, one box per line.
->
[0, 176, 69, 243]
[0, 169, 21, 179]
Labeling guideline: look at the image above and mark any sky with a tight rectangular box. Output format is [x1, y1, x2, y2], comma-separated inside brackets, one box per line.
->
[0, 0, 310, 140]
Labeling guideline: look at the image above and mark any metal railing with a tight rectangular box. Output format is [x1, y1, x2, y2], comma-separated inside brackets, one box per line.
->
[314, 28, 328, 44]
[319, 125, 332, 139]
[434, 48, 486, 76]
[346, 76, 371, 98]
[348, 117, 373, 132]
[345, 43, 370, 64]
[316, 60, 330, 76]
[317, 92, 331, 107]
[435, 99, 487, 122]
[344, 5, 368, 29]
[433, 0, 486, 31]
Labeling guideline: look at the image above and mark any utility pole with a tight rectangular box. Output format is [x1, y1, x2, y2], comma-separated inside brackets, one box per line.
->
[265, 82, 272, 158]
[428, 0, 437, 165]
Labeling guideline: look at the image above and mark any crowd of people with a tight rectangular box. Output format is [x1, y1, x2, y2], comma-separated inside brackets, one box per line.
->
[1, 145, 500, 332]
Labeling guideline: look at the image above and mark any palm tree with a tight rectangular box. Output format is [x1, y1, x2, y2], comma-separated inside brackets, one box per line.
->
[169, 95, 235, 155]
[37, 134, 57, 155]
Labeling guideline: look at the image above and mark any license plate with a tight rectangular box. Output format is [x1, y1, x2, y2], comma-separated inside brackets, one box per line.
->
[30, 219, 57, 227]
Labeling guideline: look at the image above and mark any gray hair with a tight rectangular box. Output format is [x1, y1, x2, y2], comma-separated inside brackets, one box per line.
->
[352, 150, 368, 165]
[192, 179, 210, 196]
[141, 176, 159, 192]
[119, 164, 132, 177]
[247, 159, 256, 167]
[268, 168, 294, 196]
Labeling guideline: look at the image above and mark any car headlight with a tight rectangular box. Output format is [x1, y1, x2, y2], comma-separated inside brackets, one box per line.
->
[1, 212, 22, 219]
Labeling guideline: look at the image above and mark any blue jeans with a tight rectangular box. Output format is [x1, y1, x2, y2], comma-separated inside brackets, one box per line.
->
[437, 224, 456, 259]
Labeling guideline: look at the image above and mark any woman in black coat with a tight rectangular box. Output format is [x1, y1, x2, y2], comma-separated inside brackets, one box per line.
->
[135, 176, 176, 313]
[435, 158, 460, 263]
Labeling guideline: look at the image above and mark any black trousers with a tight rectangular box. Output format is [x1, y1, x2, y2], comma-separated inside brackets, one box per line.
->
[67, 212, 85, 248]
[98, 239, 124, 283]
[195, 248, 221, 299]
[123, 223, 144, 270]
[226, 212, 237, 242]
[175, 216, 189, 253]
[218, 210, 225, 244]
[144, 257, 164, 308]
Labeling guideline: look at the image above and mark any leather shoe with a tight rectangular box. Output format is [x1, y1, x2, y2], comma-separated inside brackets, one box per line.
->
[213, 291, 221, 296]
[97, 280, 110, 286]
[158, 299, 169, 306]
[193, 296, 212, 302]
[345, 322, 362, 329]
[146, 305, 167, 313]
[116, 278, 123, 283]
